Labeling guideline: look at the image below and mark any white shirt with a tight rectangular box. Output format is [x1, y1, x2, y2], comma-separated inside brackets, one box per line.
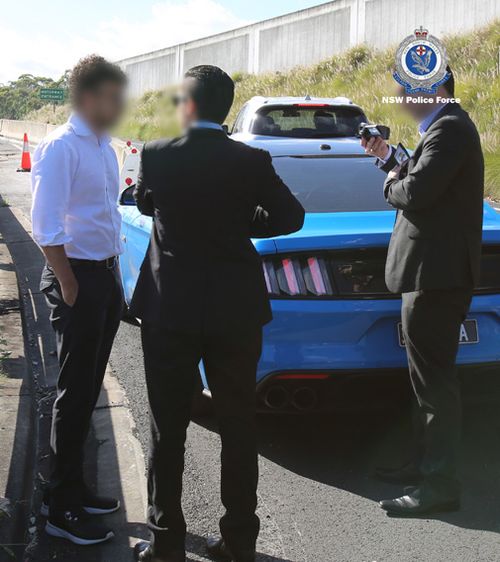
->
[31, 113, 123, 260]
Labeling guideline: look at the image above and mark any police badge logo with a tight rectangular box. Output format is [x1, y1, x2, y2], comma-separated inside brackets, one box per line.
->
[393, 27, 450, 94]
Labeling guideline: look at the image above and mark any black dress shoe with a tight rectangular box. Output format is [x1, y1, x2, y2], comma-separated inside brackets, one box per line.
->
[379, 486, 460, 517]
[374, 461, 422, 485]
[134, 541, 185, 562]
[206, 536, 255, 562]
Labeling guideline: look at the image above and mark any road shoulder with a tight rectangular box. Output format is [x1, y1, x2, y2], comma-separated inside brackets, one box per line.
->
[0, 214, 33, 560]
[0, 192, 147, 560]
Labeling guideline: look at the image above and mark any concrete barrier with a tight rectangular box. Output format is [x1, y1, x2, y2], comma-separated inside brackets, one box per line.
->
[116, 0, 500, 97]
[0, 119, 131, 165]
[0, 119, 58, 144]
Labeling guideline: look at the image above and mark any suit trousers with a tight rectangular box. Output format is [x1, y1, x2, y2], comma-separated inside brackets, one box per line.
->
[401, 288, 473, 498]
[141, 323, 262, 557]
[41, 262, 123, 512]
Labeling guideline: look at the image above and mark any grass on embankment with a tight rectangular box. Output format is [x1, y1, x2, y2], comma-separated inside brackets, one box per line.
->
[29, 20, 500, 197]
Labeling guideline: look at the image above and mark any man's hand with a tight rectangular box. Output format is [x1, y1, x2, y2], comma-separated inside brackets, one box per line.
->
[41, 245, 79, 307]
[61, 275, 79, 307]
[388, 167, 401, 181]
[361, 136, 390, 160]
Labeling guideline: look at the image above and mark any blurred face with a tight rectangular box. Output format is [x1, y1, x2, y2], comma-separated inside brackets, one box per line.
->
[78, 80, 126, 133]
[402, 93, 437, 121]
[174, 79, 198, 130]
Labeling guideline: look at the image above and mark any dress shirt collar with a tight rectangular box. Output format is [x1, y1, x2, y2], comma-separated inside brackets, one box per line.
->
[418, 102, 448, 136]
[68, 113, 111, 144]
[191, 120, 224, 131]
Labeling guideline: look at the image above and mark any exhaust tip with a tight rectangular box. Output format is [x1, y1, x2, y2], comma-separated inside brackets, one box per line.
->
[291, 387, 318, 411]
[263, 385, 289, 410]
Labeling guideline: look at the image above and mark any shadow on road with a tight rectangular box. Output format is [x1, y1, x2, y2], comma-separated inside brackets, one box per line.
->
[195, 367, 500, 537]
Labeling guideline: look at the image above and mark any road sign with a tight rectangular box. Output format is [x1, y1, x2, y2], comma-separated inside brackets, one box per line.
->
[39, 88, 65, 102]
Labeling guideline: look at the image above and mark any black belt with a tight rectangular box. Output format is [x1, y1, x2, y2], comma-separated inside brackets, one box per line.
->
[68, 256, 118, 270]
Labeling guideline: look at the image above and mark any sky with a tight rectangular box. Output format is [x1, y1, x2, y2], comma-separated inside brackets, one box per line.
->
[0, 0, 327, 83]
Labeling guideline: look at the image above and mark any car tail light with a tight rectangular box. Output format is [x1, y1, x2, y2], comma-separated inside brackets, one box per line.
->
[294, 103, 330, 108]
[304, 257, 332, 295]
[261, 249, 390, 298]
[262, 255, 334, 297]
[125, 177, 133, 186]
[261, 246, 500, 299]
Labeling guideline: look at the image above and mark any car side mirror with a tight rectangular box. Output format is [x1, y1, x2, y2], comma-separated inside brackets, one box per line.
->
[120, 185, 136, 206]
[222, 124, 230, 135]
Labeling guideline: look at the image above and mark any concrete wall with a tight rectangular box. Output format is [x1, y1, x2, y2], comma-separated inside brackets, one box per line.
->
[258, 7, 351, 73]
[364, 0, 499, 48]
[109, 0, 500, 97]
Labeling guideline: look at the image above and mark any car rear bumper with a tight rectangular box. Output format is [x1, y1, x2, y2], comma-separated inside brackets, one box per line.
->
[252, 293, 500, 412]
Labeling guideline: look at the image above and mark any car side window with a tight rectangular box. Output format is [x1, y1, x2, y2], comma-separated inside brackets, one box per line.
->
[232, 103, 249, 134]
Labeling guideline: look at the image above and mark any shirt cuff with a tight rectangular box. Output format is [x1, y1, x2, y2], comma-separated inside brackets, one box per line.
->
[376, 145, 393, 168]
[33, 228, 72, 247]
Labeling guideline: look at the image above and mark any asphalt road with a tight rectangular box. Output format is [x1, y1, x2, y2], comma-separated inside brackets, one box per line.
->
[2, 135, 500, 562]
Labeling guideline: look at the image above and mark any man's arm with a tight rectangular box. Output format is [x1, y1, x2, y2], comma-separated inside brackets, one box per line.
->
[384, 120, 465, 211]
[250, 149, 305, 238]
[134, 144, 154, 216]
[31, 139, 78, 306]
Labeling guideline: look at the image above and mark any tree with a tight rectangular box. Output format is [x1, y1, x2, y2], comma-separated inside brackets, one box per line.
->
[0, 72, 68, 120]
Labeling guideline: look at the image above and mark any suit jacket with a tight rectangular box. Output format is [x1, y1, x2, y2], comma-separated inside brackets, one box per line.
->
[381, 103, 484, 294]
[129, 128, 305, 333]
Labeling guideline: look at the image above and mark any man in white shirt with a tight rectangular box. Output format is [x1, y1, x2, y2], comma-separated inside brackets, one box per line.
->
[31, 55, 127, 546]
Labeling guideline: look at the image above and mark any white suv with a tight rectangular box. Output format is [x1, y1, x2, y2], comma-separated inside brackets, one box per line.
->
[230, 96, 367, 141]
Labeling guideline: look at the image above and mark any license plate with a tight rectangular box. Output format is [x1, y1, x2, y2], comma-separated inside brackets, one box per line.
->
[397, 319, 479, 347]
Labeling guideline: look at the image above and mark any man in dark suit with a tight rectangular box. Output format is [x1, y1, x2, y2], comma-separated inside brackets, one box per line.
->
[131, 65, 304, 562]
[362, 68, 484, 516]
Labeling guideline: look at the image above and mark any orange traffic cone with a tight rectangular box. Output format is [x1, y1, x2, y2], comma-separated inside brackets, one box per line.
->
[17, 133, 31, 172]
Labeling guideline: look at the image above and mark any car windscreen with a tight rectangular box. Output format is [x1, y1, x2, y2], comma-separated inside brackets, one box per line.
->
[271, 156, 391, 213]
[251, 105, 367, 138]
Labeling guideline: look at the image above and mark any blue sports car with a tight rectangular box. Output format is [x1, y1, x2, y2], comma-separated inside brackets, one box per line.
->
[118, 97, 500, 413]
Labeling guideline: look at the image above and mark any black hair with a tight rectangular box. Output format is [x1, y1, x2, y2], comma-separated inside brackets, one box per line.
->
[70, 55, 127, 104]
[443, 65, 455, 97]
[184, 65, 235, 124]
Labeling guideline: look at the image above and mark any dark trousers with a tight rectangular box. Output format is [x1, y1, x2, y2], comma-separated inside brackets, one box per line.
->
[401, 288, 473, 498]
[41, 262, 123, 512]
[141, 324, 262, 557]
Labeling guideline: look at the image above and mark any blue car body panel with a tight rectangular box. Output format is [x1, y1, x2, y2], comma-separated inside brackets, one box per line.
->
[119, 198, 500, 391]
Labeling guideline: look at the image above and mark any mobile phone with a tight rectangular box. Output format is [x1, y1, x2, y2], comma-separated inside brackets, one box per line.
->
[394, 143, 410, 166]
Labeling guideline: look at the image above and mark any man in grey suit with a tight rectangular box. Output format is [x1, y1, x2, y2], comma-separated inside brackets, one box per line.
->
[362, 68, 484, 516]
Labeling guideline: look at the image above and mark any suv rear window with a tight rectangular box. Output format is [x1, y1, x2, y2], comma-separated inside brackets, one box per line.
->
[250, 105, 367, 138]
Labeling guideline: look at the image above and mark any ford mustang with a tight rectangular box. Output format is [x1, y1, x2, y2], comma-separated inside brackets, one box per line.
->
[118, 97, 500, 413]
